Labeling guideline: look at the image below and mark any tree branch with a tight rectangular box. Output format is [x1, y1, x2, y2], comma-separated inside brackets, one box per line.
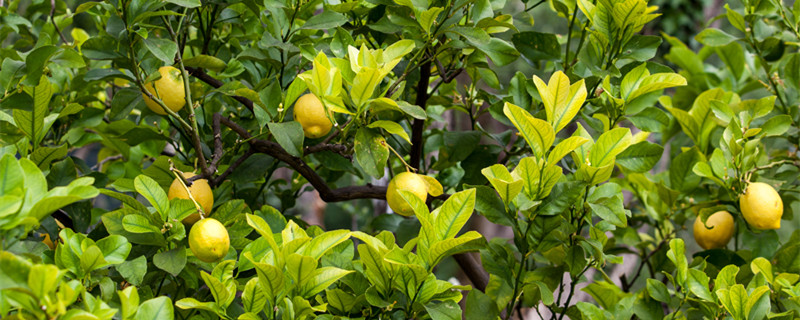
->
[212, 147, 254, 186]
[409, 58, 432, 170]
[218, 115, 387, 202]
[185, 66, 254, 112]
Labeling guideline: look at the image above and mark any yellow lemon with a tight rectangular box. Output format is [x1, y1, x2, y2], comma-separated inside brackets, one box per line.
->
[168, 172, 214, 224]
[293, 93, 333, 138]
[386, 172, 428, 217]
[143, 66, 186, 115]
[188, 218, 230, 263]
[693, 211, 735, 250]
[740, 182, 783, 230]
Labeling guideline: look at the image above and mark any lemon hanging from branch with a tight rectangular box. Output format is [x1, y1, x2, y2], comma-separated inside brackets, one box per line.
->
[693, 211, 735, 250]
[168, 171, 214, 224]
[293, 93, 334, 138]
[739, 182, 783, 230]
[143, 66, 186, 115]
[188, 218, 230, 263]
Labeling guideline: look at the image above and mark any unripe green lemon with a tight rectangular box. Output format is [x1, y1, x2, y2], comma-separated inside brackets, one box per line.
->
[168, 172, 214, 224]
[693, 211, 735, 250]
[386, 172, 428, 216]
[143, 66, 186, 115]
[188, 218, 230, 263]
[293, 93, 333, 138]
[739, 182, 783, 230]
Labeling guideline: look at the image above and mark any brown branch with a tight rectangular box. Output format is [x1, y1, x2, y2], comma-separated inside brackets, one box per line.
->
[218, 115, 387, 202]
[209, 113, 224, 171]
[50, 0, 68, 44]
[304, 143, 351, 159]
[409, 58, 432, 169]
[185, 66, 254, 112]
[453, 252, 488, 291]
[212, 148, 255, 186]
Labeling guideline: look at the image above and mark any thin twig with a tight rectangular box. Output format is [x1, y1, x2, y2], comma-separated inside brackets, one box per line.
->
[50, 0, 68, 44]
[212, 148, 255, 186]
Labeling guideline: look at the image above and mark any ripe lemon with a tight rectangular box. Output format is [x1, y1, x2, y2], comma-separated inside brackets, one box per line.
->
[693, 211, 735, 250]
[188, 218, 230, 263]
[293, 93, 333, 138]
[168, 172, 214, 224]
[143, 66, 186, 115]
[739, 182, 783, 229]
[386, 172, 428, 216]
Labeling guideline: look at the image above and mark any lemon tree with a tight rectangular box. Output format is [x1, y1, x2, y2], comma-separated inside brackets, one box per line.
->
[3, 0, 800, 319]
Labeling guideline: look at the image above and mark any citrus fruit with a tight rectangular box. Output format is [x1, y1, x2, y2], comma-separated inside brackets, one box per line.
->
[386, 172, 428, 217]
[739, 182, 783, 229]
[693, 211, 735, 250]
[293, 93, 333, 138]
[143, 66, 186, 115]
[168, 172, 214, 224]
[188, 218, 230, 263]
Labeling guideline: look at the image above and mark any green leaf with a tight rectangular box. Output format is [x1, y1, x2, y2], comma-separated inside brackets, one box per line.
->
[588, 196, 627, 228]
[667, 239, 688, 286]
[23, 46, 59, 86]
[154, 247, 186, 276]
[481, 164, 523, 206]
[760, 115, 791, 136]
[134, 175, 169, 217]
[428, 231, 484, 266]
[695, 28, 738, 46]
[14, 76, 52, 145]
[268, 122, 304, 157]
[302, 230, 351, 260]
[200, 271, 233, 309]
[538, 181, 587, 216]
[533, 71, 586, 133]
[300, 267, 354, 298]
[29, 144, 67, 169]
[165, 0, 201, 7]
[615, 141, 663, 172]
[122, 214, 161, 234]
[368, 120, 411, 144]
[79, 245, 107, 274]
[548, 136, 590, 165]
[419, 7, 444, 34]
[670, 149, 701, 192]
[512, 31, 561, 63]
[628, 106, 670, 132]
[28, 264, 61, 299]
[589, 127, 632, 167]
[718, 285, 747, 320]
[183, 55, 226, 72]
[301, 11, 348, 30]
[242, 278, 267, 313]
[351, 67, 382, 109]
[434, 189, 476, 240]
[135, 296, 174, 320]
[143, 37, 178, 64]
[354, 128, 389, 178]
[254, 262, 284, 302]
[96, 235, 131, 264]
[117, 256, 147, 286]
[646, 278, 669, 302]
[175, 298, 228, 318]
[687, 269, 715, 301]
[746, 286, 771, 320]
[502, 102, 554, 158]
[627, 73, 687, 103]
[750, 257, 774, 284]
[426, 300, 462, 320]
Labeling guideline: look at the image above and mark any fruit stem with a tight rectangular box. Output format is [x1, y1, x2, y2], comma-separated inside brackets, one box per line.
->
[387, 144, 416, 173]
[169, 162, 206, 220]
